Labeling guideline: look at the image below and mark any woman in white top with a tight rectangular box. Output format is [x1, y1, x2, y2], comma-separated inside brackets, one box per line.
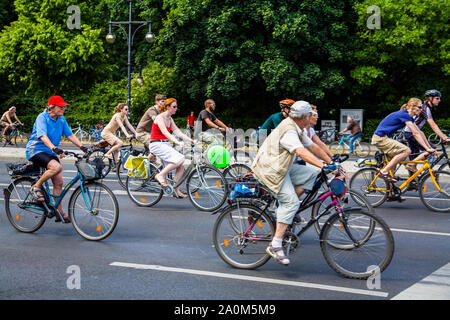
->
[304, 105, 333, 158]
[101, 103, 137, 163]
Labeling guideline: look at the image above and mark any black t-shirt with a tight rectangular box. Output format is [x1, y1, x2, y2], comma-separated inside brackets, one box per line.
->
[198, 109, 217, 132]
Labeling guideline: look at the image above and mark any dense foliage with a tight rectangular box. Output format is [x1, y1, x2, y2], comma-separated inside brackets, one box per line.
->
[0, 0, 448, 132]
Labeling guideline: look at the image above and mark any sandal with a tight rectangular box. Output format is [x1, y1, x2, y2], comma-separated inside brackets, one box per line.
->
[266, 245, 290, 265]
[173, 192, 188, 199]
[154, 174, 168, 187]
[378, 172, 398, 183]
[55, 212, 71, 223]
[30, 186, 45, 202]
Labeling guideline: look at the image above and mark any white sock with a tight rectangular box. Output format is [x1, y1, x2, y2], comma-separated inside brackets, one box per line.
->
[271, 238, 283, 248]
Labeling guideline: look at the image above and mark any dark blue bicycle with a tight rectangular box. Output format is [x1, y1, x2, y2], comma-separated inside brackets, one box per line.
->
[4, 150, 119, 241]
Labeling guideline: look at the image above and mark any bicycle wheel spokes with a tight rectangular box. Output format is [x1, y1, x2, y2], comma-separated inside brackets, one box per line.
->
[349, 167, 389, 207]
[126, 174, 163, 207]
[320, 209, 394, 280]
[5, 178, 46, 233]
[419, 170, 450, 213]
[70, 182, 119, 241]
[187, 166, 227, 211]
[213, 204, 274, 269]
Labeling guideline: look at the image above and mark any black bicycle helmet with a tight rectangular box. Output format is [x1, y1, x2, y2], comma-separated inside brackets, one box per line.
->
[424, 89, 442, 98]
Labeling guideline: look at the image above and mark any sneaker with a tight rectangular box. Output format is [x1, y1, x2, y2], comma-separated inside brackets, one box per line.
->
[266, 245, 290, 265]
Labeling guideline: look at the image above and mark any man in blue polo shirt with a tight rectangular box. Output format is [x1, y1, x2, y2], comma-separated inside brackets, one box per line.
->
[26, 95, 87, 223]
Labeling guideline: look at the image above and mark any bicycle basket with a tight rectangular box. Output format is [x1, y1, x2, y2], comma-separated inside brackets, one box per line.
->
[124, 155, 149, 179]
[77, 158, 105, 180]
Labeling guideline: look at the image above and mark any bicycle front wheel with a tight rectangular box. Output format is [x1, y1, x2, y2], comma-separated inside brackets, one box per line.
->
[320, 209, 394, 279]
[213, 204, 275, 269]
[354, 141, 371, 157]
[222, 163, 251, 186]
[126, 162, 163, 207]
[186, 165, 227, 211]
[419, 170, 450, 213]
[349, 167, 389, 207]
[69, 182, 119, 241]
[4, 177, 47, 233]
[311, 189, 374, 237]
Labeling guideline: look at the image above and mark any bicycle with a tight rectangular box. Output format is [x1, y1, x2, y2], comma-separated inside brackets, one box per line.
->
[4, 150, 119, 240]
[428, 129, 450, 145]
[1, 122, 27, 146]
[126, 142, 228, 212]
[72, 122, 89, 143]
[114, 137, 148, 189]
[329, 132, 371, 157]
[349, 144, 450, 212]
[88, 124, 104, 143]
[212, 164, 394, 279]
[318, 128, 336, 144]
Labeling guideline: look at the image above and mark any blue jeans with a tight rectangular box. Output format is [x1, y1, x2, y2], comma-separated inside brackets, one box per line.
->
[350, 132, 362, 153]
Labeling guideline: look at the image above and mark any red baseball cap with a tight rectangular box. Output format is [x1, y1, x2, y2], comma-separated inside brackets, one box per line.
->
[47, 95, 70, 107]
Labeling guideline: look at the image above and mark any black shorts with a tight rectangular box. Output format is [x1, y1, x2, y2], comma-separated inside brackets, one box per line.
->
[404, 132, 435, 160]
[29, 152, 60, 169]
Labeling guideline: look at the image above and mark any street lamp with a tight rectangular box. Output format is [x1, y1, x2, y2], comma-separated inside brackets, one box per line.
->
[106, 0, 154, 108]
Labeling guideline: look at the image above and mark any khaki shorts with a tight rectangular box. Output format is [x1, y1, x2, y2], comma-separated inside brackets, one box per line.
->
[371, 134, 409, 161]
[135, 131, 150, 148]
[101, 130, 120, 146]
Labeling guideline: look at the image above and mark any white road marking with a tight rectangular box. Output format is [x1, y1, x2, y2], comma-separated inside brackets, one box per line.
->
[110, 261, 389, 297]
[391, 263, 450, 300]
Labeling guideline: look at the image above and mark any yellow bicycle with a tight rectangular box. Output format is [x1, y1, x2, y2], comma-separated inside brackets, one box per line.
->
[349, 157, 450, 212]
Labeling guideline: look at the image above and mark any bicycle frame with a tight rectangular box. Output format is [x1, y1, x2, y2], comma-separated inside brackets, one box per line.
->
[368, 160, 441, 193]
[18, 172, 94, 213]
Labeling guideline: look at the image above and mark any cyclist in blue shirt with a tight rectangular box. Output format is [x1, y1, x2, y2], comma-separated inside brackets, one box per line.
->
[371, 98, 435, 183]
[26, 95, 87, 222]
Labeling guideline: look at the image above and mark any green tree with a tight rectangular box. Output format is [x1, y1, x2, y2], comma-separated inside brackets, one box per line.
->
[351, 0, 450, 117]
[0, 0, 111, 95]
[159, 0, 357, 117]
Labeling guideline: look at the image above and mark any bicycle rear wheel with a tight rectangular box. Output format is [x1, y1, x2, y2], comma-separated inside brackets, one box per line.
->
[320, 208, 394, 279]
[4, 177, 46, 233]
[69, 182, 119, 241]
[419, 170, 450, 212]
[213, 203, 275, 269]
[186, 165, 227, 211]
[349, 167, 389, 207]
[329, 141, 345, 154]
[126, 162, 163, 207]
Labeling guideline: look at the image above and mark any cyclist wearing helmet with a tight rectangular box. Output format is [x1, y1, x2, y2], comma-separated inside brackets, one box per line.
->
[404, 89, 449, 170]
[260, 99, 295, 135]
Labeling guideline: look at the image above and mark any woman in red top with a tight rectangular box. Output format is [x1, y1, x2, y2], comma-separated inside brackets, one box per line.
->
[149, 98, 194, 198]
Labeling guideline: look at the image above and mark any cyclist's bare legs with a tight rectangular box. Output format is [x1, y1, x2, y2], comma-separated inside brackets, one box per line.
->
[32, 160, 65, 215]
[380, 149, 411, 175]
[155, 159, 186, 196]
[406, 151, 429, 172]
[104, 140, 123, 164]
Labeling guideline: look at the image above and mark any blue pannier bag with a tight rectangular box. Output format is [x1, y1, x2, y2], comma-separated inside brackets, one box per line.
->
[229, 183, 257, 200]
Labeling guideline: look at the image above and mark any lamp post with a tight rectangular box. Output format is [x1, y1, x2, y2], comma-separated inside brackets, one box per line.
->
[106, 0, 154, 108]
